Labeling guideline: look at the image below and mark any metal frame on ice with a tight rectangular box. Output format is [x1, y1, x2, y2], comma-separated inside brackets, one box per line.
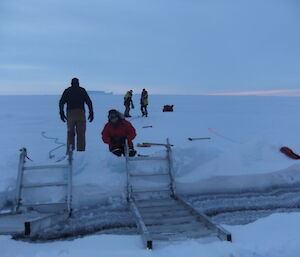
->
[125, 138, 232, 249]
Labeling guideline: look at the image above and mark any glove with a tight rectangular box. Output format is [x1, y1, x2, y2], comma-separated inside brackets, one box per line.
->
[129, 147, 137, 157]
[131, 103, 135, 109]
[88, 111, 94, 122]
[60, 111, 67, 122]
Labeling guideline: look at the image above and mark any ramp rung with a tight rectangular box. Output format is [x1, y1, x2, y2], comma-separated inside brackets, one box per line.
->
[24, 164, 69, 171]
[128, 157, 167, 161]
[139, 205, 185, 213]
[140, 209, 190, 219]
[147, 221, 206, 233]
[21, 202, 66, 207]
[151, 229, 214, 241]
[132, 188, 171, 194]
[22, 182, 68, 189]
[143, 216, 197, 226]
[136, 198, 177, 207]
[130, 172, 169, 177]
[138, 203, 181, 210]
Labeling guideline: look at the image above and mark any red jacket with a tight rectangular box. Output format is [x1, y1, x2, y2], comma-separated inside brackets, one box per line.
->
[102, 119, 136, 150]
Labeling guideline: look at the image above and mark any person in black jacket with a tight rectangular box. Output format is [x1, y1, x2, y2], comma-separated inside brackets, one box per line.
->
[124, 90, 134, 117]
[59, 78, 94, 152]
[140, 88, 148, 117]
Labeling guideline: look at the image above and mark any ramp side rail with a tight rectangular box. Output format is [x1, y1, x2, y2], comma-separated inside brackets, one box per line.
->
[129, 199, 153, 249]
[175, 196, 232, 242]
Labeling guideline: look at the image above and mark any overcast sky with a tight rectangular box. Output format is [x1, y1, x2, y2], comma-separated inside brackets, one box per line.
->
[1, 0, 300, 95]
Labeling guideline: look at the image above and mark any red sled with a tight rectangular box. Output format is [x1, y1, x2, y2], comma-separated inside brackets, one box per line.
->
[163, 105, 174, 112]
[280, 146, 300, 160]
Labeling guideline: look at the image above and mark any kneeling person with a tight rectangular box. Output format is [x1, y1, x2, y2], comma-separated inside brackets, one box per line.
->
[102, 109, 137, 157]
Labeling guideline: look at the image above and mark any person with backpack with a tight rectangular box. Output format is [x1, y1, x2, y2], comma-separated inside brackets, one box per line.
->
[124, 90, 134, 117]
[102, 109, 137, 157]
[140, 88, 148, 117]
[59, 77, 94, 152]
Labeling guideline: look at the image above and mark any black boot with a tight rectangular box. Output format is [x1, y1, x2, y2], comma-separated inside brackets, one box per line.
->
[111, 148, 123, 157]
[129, 147, 137, 157]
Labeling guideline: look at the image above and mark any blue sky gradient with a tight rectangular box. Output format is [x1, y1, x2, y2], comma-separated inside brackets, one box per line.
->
[1, 0, 300, 94]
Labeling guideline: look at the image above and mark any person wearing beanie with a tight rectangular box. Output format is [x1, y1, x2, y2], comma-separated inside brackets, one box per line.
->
[59, 77, 94, 152]
[101, 109, 137, 157]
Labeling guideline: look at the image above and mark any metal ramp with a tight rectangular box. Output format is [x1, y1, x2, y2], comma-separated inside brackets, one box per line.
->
[15, 147, 73, 215]
[125, 139, 232, 249]
[0, 147, 73, 237]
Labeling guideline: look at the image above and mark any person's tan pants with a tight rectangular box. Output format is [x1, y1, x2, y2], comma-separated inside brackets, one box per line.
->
[67, 109, 86, 151]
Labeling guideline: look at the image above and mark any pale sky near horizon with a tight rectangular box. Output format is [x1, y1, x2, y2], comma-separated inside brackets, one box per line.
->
[1, 0, 300, 95]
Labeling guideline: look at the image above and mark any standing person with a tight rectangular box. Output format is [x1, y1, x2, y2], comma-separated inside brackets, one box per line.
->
[59, 77, 94, 152]
[140, 88, 148, 117]
[124, 90, 134, 118]
[102, 109, 137, 157]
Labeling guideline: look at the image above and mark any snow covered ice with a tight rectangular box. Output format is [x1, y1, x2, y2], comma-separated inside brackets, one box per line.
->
[1, 94, 300, 256]
[1, 213, 300, 257]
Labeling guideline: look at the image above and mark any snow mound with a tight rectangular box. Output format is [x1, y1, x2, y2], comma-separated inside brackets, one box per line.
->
[0, 95, 300, 209]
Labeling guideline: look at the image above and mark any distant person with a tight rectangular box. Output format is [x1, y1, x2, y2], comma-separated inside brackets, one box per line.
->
[140, 88, 148, 117]
[59, 77, 94, 152]
[102, 109, 137, 157]
[124, 90, 134, 117]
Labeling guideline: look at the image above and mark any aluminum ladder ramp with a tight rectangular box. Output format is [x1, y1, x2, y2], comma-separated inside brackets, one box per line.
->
[134, 196, 231, 243]
[125, 139, 175, 249]
[125, 139, 232, 249]
[135, 197, 213, 241]
[13, 147, 73, 237]
[125, 138, 176, 201]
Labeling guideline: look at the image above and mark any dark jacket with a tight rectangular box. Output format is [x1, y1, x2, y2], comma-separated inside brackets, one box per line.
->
[102, 119, 136, 150]
[59, 86, 93, 113]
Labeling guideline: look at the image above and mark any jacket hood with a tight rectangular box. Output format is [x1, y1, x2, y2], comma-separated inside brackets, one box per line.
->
[108, 109, 124, 121]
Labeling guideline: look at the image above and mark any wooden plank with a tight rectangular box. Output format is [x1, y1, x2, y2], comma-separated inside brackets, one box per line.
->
[139, 142, 174, 147]
[188, 137, 211, 141]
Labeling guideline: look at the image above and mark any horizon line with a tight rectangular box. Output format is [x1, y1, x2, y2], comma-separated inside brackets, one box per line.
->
[0, 89, 299, 96]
